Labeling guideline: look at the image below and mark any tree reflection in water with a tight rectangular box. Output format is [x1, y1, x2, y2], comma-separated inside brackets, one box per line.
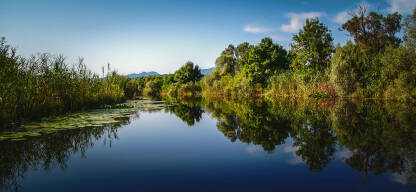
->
[203, 97, 416, 183]
[0, 115, 135, 191]
[1, 97, 416, 191]
[164, 97, 204, 126]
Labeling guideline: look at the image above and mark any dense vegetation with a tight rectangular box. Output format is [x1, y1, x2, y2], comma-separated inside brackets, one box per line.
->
[0, 38, 127, 126]
[204, 7, 416, 102]
[119, 61, 203, 98]
[1, 7, 415, 126]
[0, 38, 203, 126]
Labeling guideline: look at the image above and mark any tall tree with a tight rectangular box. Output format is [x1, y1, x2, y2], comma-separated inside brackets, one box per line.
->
[290, 17, 334, 71]
[240, 37, 288, 85]
[215, 42, 251, 75]
[341, 5, 401, 51]
[174, 61, 203, 84]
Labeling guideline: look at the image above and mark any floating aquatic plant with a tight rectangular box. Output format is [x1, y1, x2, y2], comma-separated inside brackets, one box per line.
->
[0, 99, 173, 141]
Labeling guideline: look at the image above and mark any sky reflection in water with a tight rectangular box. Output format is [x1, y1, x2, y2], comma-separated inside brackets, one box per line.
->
[0, 98, 415, 192]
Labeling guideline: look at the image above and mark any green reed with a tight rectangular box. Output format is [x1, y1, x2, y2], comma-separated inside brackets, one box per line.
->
[0, 37, 125, 127]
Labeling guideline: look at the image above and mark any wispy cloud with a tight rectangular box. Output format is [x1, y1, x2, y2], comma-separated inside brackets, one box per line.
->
[247, 145, 264, 155]
[283, 145, 303, 165]
[280, 12, 324, 32]
[387, 0, 416, 14]
[243, 25, 286, 42]
[333, 11, 350, 24]
[243, 24, 274, 33]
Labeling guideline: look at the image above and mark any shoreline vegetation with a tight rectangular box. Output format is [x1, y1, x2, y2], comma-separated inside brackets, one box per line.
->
[1, 7, 415, 127]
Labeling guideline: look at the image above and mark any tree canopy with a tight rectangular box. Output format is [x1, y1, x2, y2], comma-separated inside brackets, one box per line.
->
[174, 61, 203, 84]
[215, 42, 252, 76]
[341, 5, 401, 51]
[240, 37, 289, 85]
[290, 18, 334, 71]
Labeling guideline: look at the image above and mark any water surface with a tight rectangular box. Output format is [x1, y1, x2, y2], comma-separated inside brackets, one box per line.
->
[1, 98, 415, 192]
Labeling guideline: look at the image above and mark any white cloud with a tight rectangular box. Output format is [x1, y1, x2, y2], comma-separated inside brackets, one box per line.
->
[280, 12, 324, 32]
[387, 0, 416, 14]
[283, 145, 303, 165]
[243, 25, 274, 33]
[283, 145, 299, 152]
[334, 11, 350, 24]
[247, 145, 264, 155]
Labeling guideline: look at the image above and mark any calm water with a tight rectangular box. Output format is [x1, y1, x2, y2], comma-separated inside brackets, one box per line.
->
[1, 98, 416, 192]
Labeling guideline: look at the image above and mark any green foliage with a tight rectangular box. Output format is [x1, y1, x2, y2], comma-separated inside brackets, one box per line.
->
[143, 75, 162, 96]
[124, 78, 143, 99]
[0, 38, 125, 126]
[381, 46, 416, 101]
[290, 18, 334, 71]
[330, 42, 365, 96]
[341, 5, 402, 51]
[174, 61, 203, 84]
[240, 37, 289, 85]
[1, 7, 415, 129]
[179, 82, 201, 96]
[267, 69, 335, 99]
[214, 42, 252, 76]
[329, 41, 385, 97]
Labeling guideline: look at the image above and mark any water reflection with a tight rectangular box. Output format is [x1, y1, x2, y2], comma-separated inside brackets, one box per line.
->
[0, 116, 134, 191]
[1, 97, 416, 191]
[203, 98, 416, 183]
[165, 97, 204, 126]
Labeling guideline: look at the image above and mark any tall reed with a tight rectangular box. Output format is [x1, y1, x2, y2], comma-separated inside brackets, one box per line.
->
[0, 37, 125, 127]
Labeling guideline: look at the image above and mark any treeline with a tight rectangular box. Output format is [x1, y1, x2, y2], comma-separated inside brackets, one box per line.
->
[0, 36, 205, 126]
[122, 61, 203, 98]
[1, 7, 415, 126]
[204, 7, 416, 102]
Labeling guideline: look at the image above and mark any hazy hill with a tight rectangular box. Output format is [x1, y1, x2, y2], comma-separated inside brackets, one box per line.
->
[127, 71, 159, 78]
[201, 67, 215, 75]
[127, 67, 215, 78]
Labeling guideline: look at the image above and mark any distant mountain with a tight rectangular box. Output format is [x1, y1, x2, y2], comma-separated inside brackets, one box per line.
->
[127, 71, 159, 78]
[127, 68, 214, 78]
[201, 67, 215, 75]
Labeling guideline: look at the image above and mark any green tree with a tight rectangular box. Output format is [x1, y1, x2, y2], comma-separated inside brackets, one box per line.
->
[330, 42, 366, 96]
[341, 5, 401, 51]
[144, 75, 162, 96]
[215, 51, 236, 75]
[290, 18, 334, 71]
[174, 61, 203, 84]
[240, 37, 289, 85]
[215, 42, 251, 76]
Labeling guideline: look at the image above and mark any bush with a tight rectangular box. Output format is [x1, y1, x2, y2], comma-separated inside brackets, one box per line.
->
[143, 76, 162, 96]
[179, 82, 201, 96]
[381, 46, 416, 101]
[330, 42, 365, 97]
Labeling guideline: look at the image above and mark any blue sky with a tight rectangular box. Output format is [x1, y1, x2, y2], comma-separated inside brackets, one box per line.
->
[0, 0, 415, 74]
